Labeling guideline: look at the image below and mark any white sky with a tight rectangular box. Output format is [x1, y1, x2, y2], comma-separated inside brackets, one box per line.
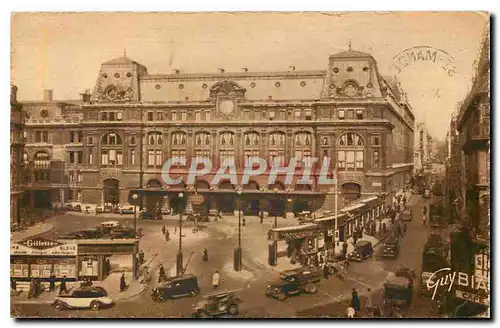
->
[11, 12, 489, 140]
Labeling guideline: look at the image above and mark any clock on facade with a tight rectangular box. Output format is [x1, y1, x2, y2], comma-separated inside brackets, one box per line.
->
[105, 86, 118, 100]
[344, 83, 358, 97]
[219, 99, 235, 115]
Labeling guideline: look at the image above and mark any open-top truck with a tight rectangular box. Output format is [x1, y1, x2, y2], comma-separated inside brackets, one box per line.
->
[419, 233, 450, 297]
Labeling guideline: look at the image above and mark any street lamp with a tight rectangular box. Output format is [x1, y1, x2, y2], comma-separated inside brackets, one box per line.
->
[234, 189, 243, 271]
[176, 192, 184, 276]
[132, 193, 139, 237]
[273, 188, 279, 228]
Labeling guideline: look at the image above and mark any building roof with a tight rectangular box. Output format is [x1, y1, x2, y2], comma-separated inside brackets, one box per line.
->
[102, 56, 139, 65]
[330, 49, 372, 58]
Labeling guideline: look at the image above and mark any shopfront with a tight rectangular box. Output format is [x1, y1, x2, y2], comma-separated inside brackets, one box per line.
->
[10, 237, 78, 282]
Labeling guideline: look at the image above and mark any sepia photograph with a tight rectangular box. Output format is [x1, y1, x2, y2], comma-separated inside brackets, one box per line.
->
[9, 11, 490, 319]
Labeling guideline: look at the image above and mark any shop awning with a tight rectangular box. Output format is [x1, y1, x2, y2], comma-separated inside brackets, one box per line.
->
[313, 213, 348, 228]
[269, 223, 320, 241]
[340, 202, 366, 213]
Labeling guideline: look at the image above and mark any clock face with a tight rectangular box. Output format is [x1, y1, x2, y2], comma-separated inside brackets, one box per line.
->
[219, 99, 235, 115]
[105, 86, 118, 100]
[344, 84, 358, 97]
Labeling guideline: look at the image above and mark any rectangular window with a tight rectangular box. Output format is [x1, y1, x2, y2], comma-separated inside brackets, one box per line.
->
[69, 152, 75, 164]
[373, 150, 380, 168]
[87, 136, 93, 145]
[157, 112, 163, 121]
[117, 112, 123, 121]
[70, 132, 75, 143]
[195, 112, 201, 121]
[116, 151, 123, 165]
[156, 150, 162, 166]
[147, 112, 154, 121]
[356, 150, 364, 169]
[101, 151, 108, 166]
[181, 112, 187, 121]
[346, 151, 355, 169]
[347, 110, 354, 120]
[356, 109, 364, 120]
[69, 172, 74, 183]
[269, 111, 275, 120]
[171, 111, 177, 121]
[35, 131, 41, 143]
[305, 110, 312, 120]
[101, 112, 108, 121]
[78, 132, 83, 143]
[148, 150, 155, 166]
[77, 172, 82, 183]
[131, 149, 136, 165]
[88, 152, 93, 165]
[294, 110, 301, 119]
[337, 150, 346, 169]
[372, 136, 380, 146]
[109, 149, 116, 165]
[77, 151, 83, 164]
[243, 111, 250, 120]
[109, 112, 115, 121]
[205, 110, 211, 121]
[338, 109, 345, 119]
[43, 132, 48, 143]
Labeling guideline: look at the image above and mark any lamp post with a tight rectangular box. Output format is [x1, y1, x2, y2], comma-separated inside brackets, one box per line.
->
[132, 193, 139, 237]
[273, 188, 279, 228]
[234, 189, 243, 271]
[176, 192, 184, 276]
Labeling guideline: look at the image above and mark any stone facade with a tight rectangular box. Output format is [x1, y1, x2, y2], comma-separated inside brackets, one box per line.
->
[21, 48, 415, 214]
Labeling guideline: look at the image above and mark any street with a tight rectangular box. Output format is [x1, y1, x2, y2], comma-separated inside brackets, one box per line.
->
[12, 194, 443, 318]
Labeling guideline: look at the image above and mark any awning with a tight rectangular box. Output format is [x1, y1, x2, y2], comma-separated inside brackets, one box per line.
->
[340, 202, 366, 212]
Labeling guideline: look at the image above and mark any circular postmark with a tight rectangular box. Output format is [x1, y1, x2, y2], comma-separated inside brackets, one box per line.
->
[390, 46, 456, 77]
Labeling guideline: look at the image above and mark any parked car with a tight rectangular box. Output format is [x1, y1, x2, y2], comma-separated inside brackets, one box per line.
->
[58, 229, 103, 240]
[119, 205, 135, 215]
[265, 267, 321, 301]
[192, 292, 242, 318]
[347, 240, 374, 262]
[382, 235, 401, 258]
[151, 274, 200, 302]
[64, 202, 82, 212]
[401, 209, 413, 221]
[52, 286, 113, 311]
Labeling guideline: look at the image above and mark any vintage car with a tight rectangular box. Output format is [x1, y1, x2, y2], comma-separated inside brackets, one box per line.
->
[119, 205, 135, 215]
[382, 274, 413, 313]
[382, 235, 401, 258]
[52, 286, 113, 311]
[187, 212, 221, 222]
[265, 267, 321, 301]
[347, 240, 374, 262]
[297, 211, 313, 223]
[151, 274, 200, 302]
[64, 202, 82, 212]
[192, 292, 242, 318]
[400, 209, 413, 221]
[58, 229, 103, 240]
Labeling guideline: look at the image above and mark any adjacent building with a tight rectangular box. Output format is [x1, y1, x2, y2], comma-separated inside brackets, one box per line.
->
[448, 30, 490, 317]
[21, 47, 415, 216]
[10, 85, 26, 224]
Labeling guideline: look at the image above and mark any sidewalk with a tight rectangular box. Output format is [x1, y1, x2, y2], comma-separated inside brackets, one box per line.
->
[11, 272, 146, 305]
[11, 222, 55, 242]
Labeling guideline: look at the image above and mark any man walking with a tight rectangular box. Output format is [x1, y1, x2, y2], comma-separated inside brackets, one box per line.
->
[120, 273, 127, 292]
[158, 264, 167, 283]
[49, 274, 56, 292]
[351, 288, 360, 312]
[59, 275, 68, 295]
[161, 225, 166, 235]
[138, 250, 145, 265]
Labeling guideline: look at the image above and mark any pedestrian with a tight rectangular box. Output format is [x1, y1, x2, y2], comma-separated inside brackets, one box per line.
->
[59, 275, 68, 295]
[161, 225, 166, 235]
[366, 288, 373, 312]
[346, 306, 356, 318]
[105, 259, 111, 276]
[11, 278, 16, 292]
[323, 263, 329, 280]
[352, 234, 358, 247]
[158, 264, 166, 283]
[372, 305, 381, 318]
[259, 210, 264, 224]
[290, 248, 297, 265]
[138, 250, 145, 264]
[120, 273, 127, 292]
[351, 288, 360, 312]
[344, 258, 350, 270]
[49, 274, 56, 292]
[202, 248, 208, 262]
[174, 226, 177, 234]
[212, 270, 220, 289]
[166, 229, 170, 241]
[403, 223, 407, 233]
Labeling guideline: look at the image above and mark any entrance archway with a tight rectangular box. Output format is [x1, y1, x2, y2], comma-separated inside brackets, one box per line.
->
[294, 184, 312, 213]
[217, 181, 236, 214]
[145, 179, 164, 211]
[103, 179, 120, 205]
[243, 180, 260, 215]
[268, 181, 285, 217]
[341, 182, 361, 204]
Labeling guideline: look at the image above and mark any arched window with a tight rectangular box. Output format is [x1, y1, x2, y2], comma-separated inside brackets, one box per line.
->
[171, 132, 187, 165]
[101, 132, 123, 167]
[195, 132, 211, 159]
[219, 132, 235, 164]
[294, 132, 313, 167]
[244, 132, 260, 167]
[147, 132, 163, 146]
[33, 151, 51, 182]
[147, 132, 163, 168]
[269, 131, 285, 166]
[338, 132, 364, 171]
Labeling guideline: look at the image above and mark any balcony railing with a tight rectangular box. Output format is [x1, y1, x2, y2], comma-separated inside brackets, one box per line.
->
[467, 122, 490, 141]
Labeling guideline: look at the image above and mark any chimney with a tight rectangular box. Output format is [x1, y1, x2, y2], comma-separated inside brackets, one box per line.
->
[43, 89, 53, 102]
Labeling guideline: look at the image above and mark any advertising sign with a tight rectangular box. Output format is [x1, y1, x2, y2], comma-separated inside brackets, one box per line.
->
[11, 237, 77, 256]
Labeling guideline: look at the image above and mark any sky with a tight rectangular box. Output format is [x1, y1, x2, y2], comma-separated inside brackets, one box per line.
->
[10, 12, 489, 140]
